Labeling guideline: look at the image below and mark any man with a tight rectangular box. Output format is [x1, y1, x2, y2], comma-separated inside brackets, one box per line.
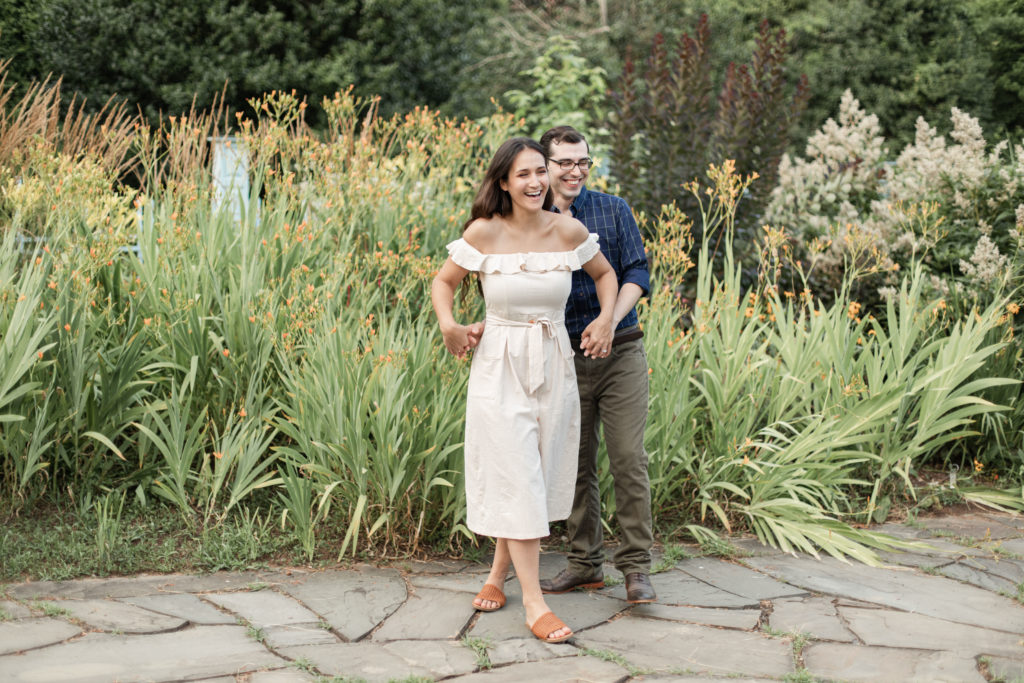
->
[538, 125, 655, 604]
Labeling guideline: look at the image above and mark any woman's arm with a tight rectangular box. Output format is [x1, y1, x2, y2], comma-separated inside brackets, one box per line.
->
[431, 258, 477, 358]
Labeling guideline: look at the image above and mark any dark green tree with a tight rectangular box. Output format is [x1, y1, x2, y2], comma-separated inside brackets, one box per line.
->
[14, 0, 497, 124]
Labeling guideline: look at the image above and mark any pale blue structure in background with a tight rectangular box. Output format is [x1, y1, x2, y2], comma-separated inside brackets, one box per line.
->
[210, 136, 250, 220]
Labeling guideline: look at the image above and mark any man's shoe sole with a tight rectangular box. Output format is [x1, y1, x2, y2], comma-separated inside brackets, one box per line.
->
[627, 596, 656, 604]
[540, 580, 606, 595]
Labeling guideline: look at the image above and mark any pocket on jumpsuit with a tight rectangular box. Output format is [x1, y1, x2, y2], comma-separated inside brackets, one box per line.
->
[467, 332, 507, 399]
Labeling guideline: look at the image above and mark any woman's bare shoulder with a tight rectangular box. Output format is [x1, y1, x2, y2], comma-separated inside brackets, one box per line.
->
[462, 217, 502, 251]
[552, 213, 591, 248]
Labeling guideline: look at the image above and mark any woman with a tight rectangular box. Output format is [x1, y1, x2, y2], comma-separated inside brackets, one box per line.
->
[431, 137, 617, 643]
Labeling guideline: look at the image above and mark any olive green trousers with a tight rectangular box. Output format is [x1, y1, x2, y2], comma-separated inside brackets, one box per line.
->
[565, 337, 653, 576]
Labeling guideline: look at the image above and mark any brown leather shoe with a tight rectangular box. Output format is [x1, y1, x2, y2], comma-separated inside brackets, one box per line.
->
[539, 568, 605, 594]
[625, 572, 656, 603]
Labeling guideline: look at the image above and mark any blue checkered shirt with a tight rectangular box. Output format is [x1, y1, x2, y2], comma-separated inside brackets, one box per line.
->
[557, 186, 650, 338]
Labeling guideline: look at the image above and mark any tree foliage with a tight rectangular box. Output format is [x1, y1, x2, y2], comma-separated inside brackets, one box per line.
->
[3, 0, 497, 124]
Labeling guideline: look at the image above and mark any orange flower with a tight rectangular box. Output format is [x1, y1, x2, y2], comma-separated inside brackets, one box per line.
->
[239, 408, 247, 418]
[222, 349, 230, 357]
[37, 351, 43, 359]
[63, 324, 70, 331]
[213, 451, 224, 460]
[143, 318, 152, 326]
[745, 307, 754, 318]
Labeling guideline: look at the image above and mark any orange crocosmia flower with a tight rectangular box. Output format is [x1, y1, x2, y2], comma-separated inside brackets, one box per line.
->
[239, 408, 247, 418]
[37, 351, 43, 359]
[63, 324, 71, 331]
[213, 451, 224, 460]
[143, 318, 152, 326]
[222, 349, 230, 357]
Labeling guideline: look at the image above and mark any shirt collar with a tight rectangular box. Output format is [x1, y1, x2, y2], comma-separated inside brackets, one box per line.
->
[569, 185, 590, 217]
[550, 185, 589, 216]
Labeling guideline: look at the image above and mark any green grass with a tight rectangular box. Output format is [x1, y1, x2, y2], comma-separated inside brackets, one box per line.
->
[698, 536, 748, 559]
[652, 543, 694, 573]
[461, 635, 492, 669]
[0, 503, 292, 582]
[291, 657, 315, 672]
[579, 647, 651, 677]
[32, 601, 71, 618]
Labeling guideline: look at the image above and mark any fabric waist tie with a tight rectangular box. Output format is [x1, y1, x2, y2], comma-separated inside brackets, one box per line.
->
[485, 314, 568, 394]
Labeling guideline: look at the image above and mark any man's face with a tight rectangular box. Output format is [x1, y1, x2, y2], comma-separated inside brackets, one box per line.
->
[546, 140, 590, 204]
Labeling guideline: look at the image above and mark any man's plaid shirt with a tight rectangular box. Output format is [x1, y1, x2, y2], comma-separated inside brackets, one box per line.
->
[557, 185, 650, 338]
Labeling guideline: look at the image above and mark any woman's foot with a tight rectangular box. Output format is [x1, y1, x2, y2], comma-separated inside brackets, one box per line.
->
[527, 611, 573, 643]
[473, 583, 506, 612]
[524, 599, 572, 641]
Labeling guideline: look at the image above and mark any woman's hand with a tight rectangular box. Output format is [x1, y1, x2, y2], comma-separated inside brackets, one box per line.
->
[442, 320, 485, 358]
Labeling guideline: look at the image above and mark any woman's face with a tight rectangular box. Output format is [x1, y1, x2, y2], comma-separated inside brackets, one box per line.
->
[500, 149, 549, 212]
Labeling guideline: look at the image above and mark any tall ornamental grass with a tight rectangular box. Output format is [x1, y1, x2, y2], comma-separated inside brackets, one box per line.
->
[0, 77, 1019, 565]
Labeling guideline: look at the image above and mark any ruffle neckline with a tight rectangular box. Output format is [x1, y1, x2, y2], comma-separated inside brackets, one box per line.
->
[446, 233, 600, 274]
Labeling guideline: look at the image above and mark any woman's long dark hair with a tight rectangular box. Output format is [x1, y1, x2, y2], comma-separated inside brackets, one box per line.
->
[463, 137, 553, 233]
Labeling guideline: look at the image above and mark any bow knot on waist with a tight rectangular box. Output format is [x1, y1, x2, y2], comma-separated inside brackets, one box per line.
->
[484, 314, 568, 393]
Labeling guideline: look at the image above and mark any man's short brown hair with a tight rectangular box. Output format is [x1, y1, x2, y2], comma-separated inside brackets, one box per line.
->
[539, 126, 589, 157]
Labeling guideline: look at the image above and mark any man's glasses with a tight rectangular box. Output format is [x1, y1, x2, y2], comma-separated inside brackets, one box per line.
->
[550, 158, 593, 171]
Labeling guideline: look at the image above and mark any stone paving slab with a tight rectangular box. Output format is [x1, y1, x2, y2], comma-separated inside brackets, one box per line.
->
[264, 623, 339, 648]
[915, 513, 1020, 540]
[278, 567, 407, 641]
[5, 575, 171, 600]
[0, 618, 82, 655]
[486, 636, 566, 666]
[0, 600, 33, 619]
[577, 615, 793, 678]
[768, 597, 855, 642]
[0, 625, 283, 682]
[986, 654, 1024, 681]
[468, 584, 625, 642]
[248, 671, 318, 682]
[446, 654, 628, 682]
[205, 589, 321, 628]
[119, 593, 237, 625]
[381, 639, 485, 677]
[372, 587, 473, 641]
[803, 641, 986, 682]
[877, 550, 957, 568]
[606, 569, 760, 608]
[49, 598, 187, 633]
[938, 561, 1019, 592]
[964, 555, 1024, 583]
[839, 605, 1024, 659]
[994, 537, 1024, 555]
[746, 554, 1024, 632]
[410, 570, 498, 594]
[279, 639, 478, 681]
[679, 557, 806, 599]
[632, 602, 761, 629]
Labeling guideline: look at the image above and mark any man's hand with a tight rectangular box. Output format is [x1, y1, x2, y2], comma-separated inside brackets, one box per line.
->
[580, 317, 614, 358]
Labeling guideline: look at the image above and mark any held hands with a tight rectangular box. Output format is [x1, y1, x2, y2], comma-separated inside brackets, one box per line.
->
[441, 320, 485, 358]
[579, 317, 614, 358]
